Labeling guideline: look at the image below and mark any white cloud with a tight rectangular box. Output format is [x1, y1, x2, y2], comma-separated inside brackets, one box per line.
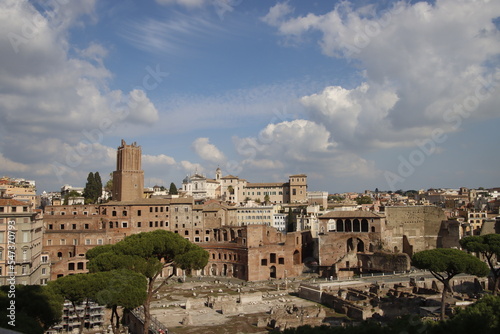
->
[192, 138, 226, 164]
[180, 160, 205, 174]
[155, 0, 206, 8]
[232, 119, 379, 182]
[0, 0, 160, 190]
[264, 0, 500, 150]
[261, 2, 293, 27]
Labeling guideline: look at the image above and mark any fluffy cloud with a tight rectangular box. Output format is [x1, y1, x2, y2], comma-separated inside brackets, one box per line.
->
[232, 119, 379, 182]
[192, 138, 227, 164]
[265, 0, 500, 149]
[0, 0, 159, 190]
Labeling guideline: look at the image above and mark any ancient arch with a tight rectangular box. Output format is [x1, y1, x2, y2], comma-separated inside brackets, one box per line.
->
[270, 266, 277, 279]
[361, 219, 369, 232]
[353, 219, 360, 232]
[336, 219, 344, 232]
[345, 219, 352, 232]
[293, 250, 301, 265]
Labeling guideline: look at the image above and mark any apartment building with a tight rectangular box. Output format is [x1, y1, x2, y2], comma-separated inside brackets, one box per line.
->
[0, 198, 49, 285]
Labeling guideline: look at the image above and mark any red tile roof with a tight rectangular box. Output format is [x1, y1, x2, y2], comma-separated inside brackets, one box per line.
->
[0, 198, 27, 206]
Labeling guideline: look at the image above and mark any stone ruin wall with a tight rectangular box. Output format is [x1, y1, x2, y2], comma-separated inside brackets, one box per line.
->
[383, 206, 448, 256]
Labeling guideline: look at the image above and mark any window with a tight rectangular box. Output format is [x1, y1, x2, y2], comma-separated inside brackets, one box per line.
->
[138, 210, 142, 216]
[42, 268, 47, 275]
[278, 258, 285, 265]
[48, 224, 53, 230]
[22, 265, 28, 275]
[122, 222, 128, 228]
[194, 237, 200, 242]
[261, 259, 268, 266]
[185, 230, 189, 236]
[137, 222, 142, 228]
[270, 253, 276, 263]
[68, 263, 75, 270]
[12, 207, 16, 213]
[73, 239, 78, 245]
[123, 211, 127, 216]
[47, 239, 52, 246]
[77, 262, 84, 270]
[60, 239, 66, 245]
[97, 239, 103, 245]
[60, 224, 64, 230]
[85, 239, 91, 245]
[41, 255, 48, 263]
[72, 224, 76, 230]
[112, 210, 117, 216]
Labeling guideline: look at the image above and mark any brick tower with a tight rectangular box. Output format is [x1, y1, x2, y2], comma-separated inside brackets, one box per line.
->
[289, 174, 307, 203]
[112, 140, 144, 202]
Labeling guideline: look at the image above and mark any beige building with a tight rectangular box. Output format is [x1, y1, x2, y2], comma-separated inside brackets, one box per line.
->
[0, 198, 49, 285]
[0, 178, 37, 209]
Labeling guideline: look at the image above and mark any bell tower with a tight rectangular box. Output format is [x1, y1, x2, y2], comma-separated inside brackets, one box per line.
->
[112, 139, 144, 202]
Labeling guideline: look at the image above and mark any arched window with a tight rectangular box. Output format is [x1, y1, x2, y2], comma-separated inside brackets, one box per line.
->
[336, 219, 344, 232]
[293, 250, 300, 265]
[270, 266, 277, 279]
[353, 219, 360, 232]
[345, 219, 352, 232]
[361, 219, 369, 232]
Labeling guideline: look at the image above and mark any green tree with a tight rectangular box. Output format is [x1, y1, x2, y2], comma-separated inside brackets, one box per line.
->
[105, 173, 113, 193]
[355, 196, 373, 205]
[83, 172, 102, 204]
[94, 171, 102, 202]
[286, 207, 294, 232]
[63, 189, 81, 205]
[429, 295, 500, 334]
[412, 248, 489, 320]
[169, 182, 178, 195]
[0, 285, 63, 334]
[460, 234, 500, 295]
[86, 230, 208, 334]
[264, 194, 270, 204]
[49, 273, 103, 334]
[95, 270, 147, 334]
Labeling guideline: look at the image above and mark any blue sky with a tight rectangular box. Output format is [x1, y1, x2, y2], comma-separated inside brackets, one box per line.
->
[1, 0, 499, 194]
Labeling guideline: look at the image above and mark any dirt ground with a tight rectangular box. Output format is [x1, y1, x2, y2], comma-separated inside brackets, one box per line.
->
[148, 277, 337, 334]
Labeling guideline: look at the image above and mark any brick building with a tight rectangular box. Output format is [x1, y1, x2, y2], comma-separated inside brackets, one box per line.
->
[42, 140, 317, 281]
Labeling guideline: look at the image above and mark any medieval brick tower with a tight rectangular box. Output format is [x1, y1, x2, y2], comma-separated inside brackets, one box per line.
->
[289, 174, 307, 203]
[112, 140, 144, 202]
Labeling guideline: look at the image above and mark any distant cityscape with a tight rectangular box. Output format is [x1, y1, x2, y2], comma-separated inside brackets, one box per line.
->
[1, 140, 499, 332]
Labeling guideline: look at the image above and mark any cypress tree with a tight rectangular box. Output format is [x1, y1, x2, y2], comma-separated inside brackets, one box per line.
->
[169, 182, 178, 195]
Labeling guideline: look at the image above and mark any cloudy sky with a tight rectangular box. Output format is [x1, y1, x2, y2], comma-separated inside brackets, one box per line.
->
[1, 0, 499, 194]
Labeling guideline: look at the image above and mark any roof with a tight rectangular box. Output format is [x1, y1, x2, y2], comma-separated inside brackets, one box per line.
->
[102, 198, 171, 206]
[319, 211, 382, 219]
[0, 198, 28, 206]
[289, 174, 307, 177]
[221, 175, 238, 179]
[245, 182, 285, 188]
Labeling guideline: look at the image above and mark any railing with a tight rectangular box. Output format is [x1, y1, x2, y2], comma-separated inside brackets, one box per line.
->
[130, 306, 168, 334]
